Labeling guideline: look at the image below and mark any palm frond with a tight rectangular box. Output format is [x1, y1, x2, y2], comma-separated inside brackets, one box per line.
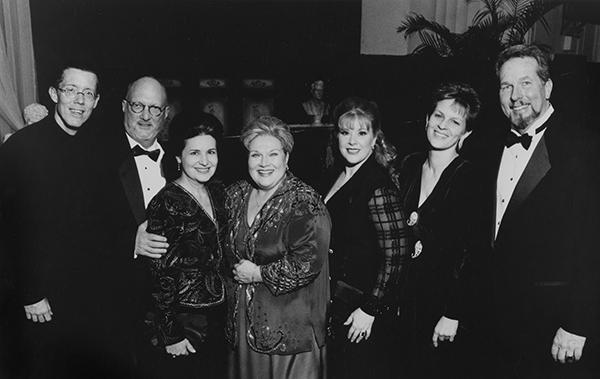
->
[397, 13, 459, 56]
[397, 13, 453, 39]
[470, 0, 503, 26]
[417, 30, 453, 57]
[499, 0, 525, 17]
[508, 0, 558, 38]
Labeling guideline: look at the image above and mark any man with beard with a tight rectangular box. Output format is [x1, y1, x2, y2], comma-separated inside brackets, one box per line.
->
[471, 44, 600, 378]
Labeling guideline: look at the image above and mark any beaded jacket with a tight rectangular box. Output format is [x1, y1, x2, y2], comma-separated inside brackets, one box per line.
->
[224, 173, 331, 355]
[144, 181, 227, 346]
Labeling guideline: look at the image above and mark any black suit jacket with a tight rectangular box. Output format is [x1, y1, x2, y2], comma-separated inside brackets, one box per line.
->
[320, 155, 407, 316]
[474, 112, 600, 343]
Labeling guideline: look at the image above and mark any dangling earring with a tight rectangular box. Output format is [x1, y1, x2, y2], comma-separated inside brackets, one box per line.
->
[177, 161, 181, 171]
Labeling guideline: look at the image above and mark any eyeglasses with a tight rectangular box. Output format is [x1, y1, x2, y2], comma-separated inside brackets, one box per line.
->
[58, 86, 97, 102]
[124, 99, 167, 118]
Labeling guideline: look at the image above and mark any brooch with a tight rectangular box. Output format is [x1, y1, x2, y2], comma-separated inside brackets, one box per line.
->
[407, 211, 419, 226]
[411, 240, 423, 259]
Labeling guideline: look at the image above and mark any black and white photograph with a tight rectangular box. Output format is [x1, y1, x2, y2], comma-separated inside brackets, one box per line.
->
[2, 0, 600, 378]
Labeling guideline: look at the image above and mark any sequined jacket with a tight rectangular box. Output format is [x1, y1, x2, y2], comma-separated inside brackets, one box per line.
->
[144, 181, 226, 346]
[224, 173, 331, 355]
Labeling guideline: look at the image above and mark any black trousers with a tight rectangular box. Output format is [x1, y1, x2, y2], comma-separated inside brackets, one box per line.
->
[480, 333, 600, 379]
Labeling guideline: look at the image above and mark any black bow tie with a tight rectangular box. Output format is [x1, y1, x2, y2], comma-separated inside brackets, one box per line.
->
[132, 145, 160, 162]
[505, 132, 532, 150]
[505, 123, 548, 150]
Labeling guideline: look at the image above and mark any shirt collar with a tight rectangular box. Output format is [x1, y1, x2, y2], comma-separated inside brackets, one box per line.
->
[54, 112, 77, 136]
[126, 132, 163, 153]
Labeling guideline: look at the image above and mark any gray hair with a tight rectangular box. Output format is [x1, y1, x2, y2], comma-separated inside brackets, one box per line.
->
[240, 115, 294, 154]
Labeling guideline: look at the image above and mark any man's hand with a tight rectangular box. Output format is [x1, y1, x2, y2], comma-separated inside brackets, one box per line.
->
[134, 220, 168, 259]
[432, 316, 459, 347]
[24, 298, 53, 323]
[166, 338, 196, 357]
[551, 327, 586, 363]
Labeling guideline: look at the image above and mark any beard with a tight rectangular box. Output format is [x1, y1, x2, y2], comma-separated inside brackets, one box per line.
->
[509, 105, 541, 132]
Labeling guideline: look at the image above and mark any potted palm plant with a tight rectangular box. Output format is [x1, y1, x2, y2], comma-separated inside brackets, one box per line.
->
[397, 0, 558, 65]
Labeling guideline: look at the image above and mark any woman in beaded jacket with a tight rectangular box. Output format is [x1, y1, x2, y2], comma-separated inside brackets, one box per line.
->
[225, 116, 331, 379]
[141, 112, 227, 379]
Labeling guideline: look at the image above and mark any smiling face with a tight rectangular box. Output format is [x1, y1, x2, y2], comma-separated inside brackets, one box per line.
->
[426, 99, 468, 151]
[337, 117, 376, 166]
[177, 134, 218, 185]
[247, 134, 289, 191]
[49, 68, 99, 132]
[122, 77, 169, 148]
[499, 57, 553, 133]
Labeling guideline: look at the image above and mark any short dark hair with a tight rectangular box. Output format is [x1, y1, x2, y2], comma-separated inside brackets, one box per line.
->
[168, 112, 224, 157]
[429, 82, 481, 130]
[495, 44, 551, 83]
[52, 59, 101, 94]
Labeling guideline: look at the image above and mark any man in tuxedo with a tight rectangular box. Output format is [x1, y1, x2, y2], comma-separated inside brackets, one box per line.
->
[476, 44, 600, 378]
[0, 63, 100, 377]
[54, 76, 173, 377]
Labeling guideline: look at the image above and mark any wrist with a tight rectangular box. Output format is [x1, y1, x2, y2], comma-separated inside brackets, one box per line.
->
[254, 265, 263, 282]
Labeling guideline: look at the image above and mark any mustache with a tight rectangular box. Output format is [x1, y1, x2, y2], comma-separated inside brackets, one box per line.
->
[510, 100, 530, 109]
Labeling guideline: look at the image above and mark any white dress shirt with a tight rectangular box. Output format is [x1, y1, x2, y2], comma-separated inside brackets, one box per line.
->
[495, 105, 554, 238]
[126, 134, 166, 208]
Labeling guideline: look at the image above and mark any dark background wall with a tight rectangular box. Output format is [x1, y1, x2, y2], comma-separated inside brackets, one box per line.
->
[29, 0, 600, 177]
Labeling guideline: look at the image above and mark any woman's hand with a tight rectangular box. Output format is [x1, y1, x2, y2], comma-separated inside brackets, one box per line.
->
[432, 316, 459, 347]
[344, 308, 375, 343]
[233, 259, 262, 283]
[166, 338, 196, 357]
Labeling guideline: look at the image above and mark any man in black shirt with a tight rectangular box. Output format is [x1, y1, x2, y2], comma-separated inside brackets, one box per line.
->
[0, 63, 100, 377]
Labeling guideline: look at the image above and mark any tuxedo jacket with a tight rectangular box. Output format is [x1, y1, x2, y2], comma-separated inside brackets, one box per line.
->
[53, 122, 175, 325]
[473, 112, 600, 342]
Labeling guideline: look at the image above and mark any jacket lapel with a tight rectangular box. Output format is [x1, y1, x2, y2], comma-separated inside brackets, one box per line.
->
[489, 138, 506, 247]
[497, 133, 551, 241]
[119, 156, 146, 225]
